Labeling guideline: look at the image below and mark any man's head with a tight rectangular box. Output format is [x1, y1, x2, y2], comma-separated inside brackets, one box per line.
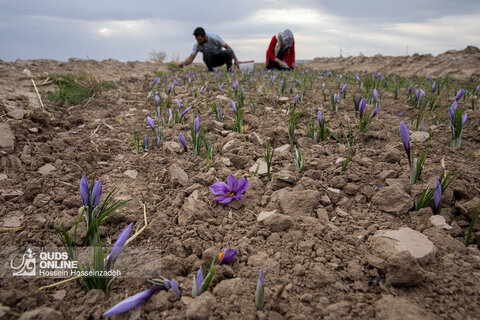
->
[193, 27, 208, 44]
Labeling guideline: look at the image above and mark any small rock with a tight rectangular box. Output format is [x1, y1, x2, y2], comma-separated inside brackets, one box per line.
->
[335, 208, 348, 218]
[123, 169, 138, 179]
[327, 187, 342, 204]
[28, 127, 38, 133]
[335, 157, 346, 164]
[378, 170, 397, 180]
[163, 141, 182, 154]
[257, 210, 277, 222]
[251, 132, 265, 146]
[0, 174, 7, 180]
[52, 289, 67, 301]
[7, 106, 26, 120]
[279, 188, 320, 216]
[220, 157, 232, 166]
[169, 163, 189, 187]
[212, 278, 246, 297]
[274, 144, 290, 154]
[274, 169, 297, 183]
[38, 164, 56, 175]
[410, 131, 430, 143]
[3, 214, 23, 227]
[263, 213, 294, 232]
[1, 189, 23, 200]
[0, 123, 15, 153]
[316, 207, 329, 222]
[429, 215, 453, 230]
[222, 140, 235, 152]
[385, 251, 425, 287]
[371, 227, 437, 265]
[371, 184, 413, 216]
[278, 97, 290, 102]
[215, 95, 229, 101]
[249, 159, 268, 176]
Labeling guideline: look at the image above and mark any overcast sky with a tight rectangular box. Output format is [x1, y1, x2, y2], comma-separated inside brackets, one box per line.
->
[1, 0, 479, 63]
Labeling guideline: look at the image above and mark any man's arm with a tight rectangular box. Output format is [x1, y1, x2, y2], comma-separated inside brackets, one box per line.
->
[224, 43, 239, 68]
[179, 54, 196, 68]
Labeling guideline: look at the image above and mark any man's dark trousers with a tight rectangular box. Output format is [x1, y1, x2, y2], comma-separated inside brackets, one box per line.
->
[203, 49, 233, 71]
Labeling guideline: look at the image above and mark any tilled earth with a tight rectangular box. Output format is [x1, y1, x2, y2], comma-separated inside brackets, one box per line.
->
[1, 55, 480, 320]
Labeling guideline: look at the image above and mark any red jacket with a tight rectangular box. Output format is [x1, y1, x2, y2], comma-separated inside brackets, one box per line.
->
[265, 35, 295, 69]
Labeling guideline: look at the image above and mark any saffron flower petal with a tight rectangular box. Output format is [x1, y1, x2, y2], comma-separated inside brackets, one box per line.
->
[218, 248, 238, 265]
[317, 110, 322, 126]
[91, 179, 102, 207]
[455, 88, 464, 101]
[106, 223, 133, 271]
[231, 100, 237, 114]
[179, 132, 187, 152]
[433, 178, 441, 213]
[209, 182, 229, 195]
[399, 122, 411, 169]
[147, 116, 155, 131]
[235, 178, 249, 195]
[103, 287, 163, 317]
[226, 174, 238, 192]
[255, 269, 264, 310]
[170, 278, 181, 298]
[80, 175, 89, 207]
[195, 116, 200, 134]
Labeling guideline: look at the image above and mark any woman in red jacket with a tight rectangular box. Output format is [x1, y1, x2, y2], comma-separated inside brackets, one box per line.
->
[266, 29, 295, 70]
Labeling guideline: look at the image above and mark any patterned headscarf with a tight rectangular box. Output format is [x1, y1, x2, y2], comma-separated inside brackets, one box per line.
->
[274, 29, 294, 57]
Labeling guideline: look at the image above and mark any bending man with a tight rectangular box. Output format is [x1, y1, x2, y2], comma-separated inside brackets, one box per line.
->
[179, 27, 239, 71]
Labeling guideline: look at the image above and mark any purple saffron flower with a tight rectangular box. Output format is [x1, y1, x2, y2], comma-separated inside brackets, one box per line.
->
[394, 112, 404, 116]
[341, 84, 348, 94]
[103, 287, 164, 317]
[91, 179, 102, 208]
[147, 116, 156, 131]
[399, 121, 411, 169]
[179, 132, 187, 152]
[455, 88, 464, 101]
[231, 100, 237, 114]
[294, 94, 299, 107]
[167, 82, 172, 94]
[255, 269, 264, 310]
[356, 73, 360, 81]
[408, 84, 413, 94]
[170, 278, 181, 298]
[219, 83, 225, 93]
[168, 108, 173, 123]
[144, 136, 148, 150]
[433, 178, 441, 214]
[80, 175, 89, 207]
[371, 107, 380, 119]
[194, 266, 204, 296]
[176, 98, 181, 110]
[358, 98, 366, 118]
[333, 93, 339, 104]
[210, 174, 248, 204]
[462, 113, 468, 126]
[218, 248, 238, 265]
[181, 106, 192, 118]
[322, 82, 325, 89]
[199, 86, 204, 93]
[373, 88, 378, 102]
[420, 89, 426, 98]
[415, 89, 420, 101]
[195, 116, 200, 134]
[217, 106, 223, 121]
[432, 81, 436, 93]
[475, 84, 480, 95]
[106, 223, 133, 271]
[154, 91, 159, 107]
[153, 77, 158, 86]
[317, 110, 322, 126]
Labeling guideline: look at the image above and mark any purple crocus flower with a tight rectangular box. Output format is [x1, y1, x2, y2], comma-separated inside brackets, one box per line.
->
[317, 110, 322, 126]
[167, 82, 173, 94]
[408, 84, 413, 94]
[147, 116, 156, 131]
[475, 84, 479, 95]
[217, 106, 223, 121]
[90, 179, 102, 208]
[176, 98, 181, 110]
[341, 84, 348, 94]
[179, 132, 187, 152]
[219, 83, 225, 93]
[420, 89, 426, 98]
[80, 175, 89, 207]
[371, 107, 380, 119]
[356, 73, 360, 81]
[294, 94, 299, 107]
[255, 269, 264, 310]
[195, 116, 200, 134]
[168, 108, 173, 123]
[455, 88, 464, 101]
[399, 121, 411, 169]
[333, 93, 339, 104]
[106, 223, 133, 271]
[415, 89, 420, 101]
[218, 248, 238, 265]
[153, 77, 158, 86]
[199, 86, 204, 93]
[432, 81, 436, 93]
[358, 98, 366, 118]
[231, 100, 237, 114]
[193, 266, 204, 296]
[154, 91, 159, 107]
[209, 174, 248, 204]
[144, 136, 148, 150]
[103, 287, 164, 317]
[170, 278, 181, 298]
[433, 178, 441, 214]
[181, 106, 192, 118]
[322, 82, 325, 89]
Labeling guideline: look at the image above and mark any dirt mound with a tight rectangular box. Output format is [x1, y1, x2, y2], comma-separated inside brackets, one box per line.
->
[310, 46, 480, 79]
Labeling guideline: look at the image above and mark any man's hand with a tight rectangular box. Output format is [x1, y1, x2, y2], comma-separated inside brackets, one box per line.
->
[234, 59, 240, 69]
[178, 62, 185, 68]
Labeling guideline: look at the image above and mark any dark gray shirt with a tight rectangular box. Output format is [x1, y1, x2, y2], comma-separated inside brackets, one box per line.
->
[192, 33, 226, 56]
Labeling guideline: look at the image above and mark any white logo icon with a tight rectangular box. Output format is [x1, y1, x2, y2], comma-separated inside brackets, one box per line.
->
[11, 248, 36, 276]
